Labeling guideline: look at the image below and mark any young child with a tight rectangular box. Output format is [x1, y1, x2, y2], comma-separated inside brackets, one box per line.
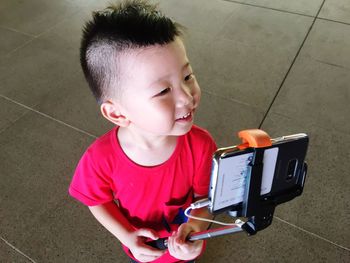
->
[69, 1, 217, 262]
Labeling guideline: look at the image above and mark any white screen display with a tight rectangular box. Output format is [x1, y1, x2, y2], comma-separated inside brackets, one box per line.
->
[212, 147, 278, 211]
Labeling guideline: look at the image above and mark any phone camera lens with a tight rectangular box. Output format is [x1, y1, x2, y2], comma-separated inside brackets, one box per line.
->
[286, 159, 298, 181]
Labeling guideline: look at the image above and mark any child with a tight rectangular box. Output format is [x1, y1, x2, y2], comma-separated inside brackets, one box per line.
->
[69, 1, 217, 262]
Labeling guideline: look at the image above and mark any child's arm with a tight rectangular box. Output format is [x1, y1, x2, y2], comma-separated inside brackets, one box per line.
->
[167, 198, 214, 260]
[88, 201, 165, 262]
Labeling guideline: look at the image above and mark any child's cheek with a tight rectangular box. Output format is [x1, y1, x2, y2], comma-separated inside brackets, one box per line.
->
[194, 90, 201, 108]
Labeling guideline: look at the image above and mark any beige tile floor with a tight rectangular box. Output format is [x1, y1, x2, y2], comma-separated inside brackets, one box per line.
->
[0, 0, 349, 262]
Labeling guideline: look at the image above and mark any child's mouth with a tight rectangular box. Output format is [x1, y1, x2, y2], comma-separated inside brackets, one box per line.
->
[176, 112, 193, 122]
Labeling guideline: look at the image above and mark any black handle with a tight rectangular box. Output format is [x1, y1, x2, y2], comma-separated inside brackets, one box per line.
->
[146, 238, 168, 250]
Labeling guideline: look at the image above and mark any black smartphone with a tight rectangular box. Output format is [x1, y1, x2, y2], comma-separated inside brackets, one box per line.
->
[208, 133, 309, 214]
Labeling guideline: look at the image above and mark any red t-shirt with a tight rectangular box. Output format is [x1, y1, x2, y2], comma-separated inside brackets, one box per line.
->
[69, 125, 217, 262]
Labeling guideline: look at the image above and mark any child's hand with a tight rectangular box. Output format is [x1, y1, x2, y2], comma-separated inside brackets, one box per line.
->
[127, 228, 166, 262]
[167, 223, 204, 261]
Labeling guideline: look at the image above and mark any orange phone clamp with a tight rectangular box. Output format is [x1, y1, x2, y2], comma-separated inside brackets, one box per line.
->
[237, 129, 272, 150]
[232, 129, 274, 234]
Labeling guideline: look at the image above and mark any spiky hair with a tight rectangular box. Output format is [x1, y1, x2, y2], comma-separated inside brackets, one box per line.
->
[80, 0, 183, 104]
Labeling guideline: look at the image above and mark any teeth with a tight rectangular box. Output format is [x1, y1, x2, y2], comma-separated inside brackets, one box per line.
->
[181, 112, 190, 119]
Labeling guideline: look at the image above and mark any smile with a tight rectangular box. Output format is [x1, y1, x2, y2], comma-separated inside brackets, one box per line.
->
[180, 112, 191, 119]
[176, 112, 193, 121]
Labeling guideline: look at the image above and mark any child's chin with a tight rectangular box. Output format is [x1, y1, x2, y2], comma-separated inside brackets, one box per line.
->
[173, 123, 193, 136]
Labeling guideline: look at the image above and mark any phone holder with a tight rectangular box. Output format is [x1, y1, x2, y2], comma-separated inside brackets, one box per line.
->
[147, 129, 308, 249]
[229, 129, 307, 235]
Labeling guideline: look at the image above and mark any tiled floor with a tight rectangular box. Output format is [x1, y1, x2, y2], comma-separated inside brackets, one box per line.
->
[0, 0, 349, 262]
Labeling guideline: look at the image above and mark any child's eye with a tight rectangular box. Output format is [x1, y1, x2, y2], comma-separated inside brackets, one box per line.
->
[184, 73, 194, 82]
[156, 87, 171, 96]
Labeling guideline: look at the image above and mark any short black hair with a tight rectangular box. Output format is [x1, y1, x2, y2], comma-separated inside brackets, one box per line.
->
[80, 0, 183, 104]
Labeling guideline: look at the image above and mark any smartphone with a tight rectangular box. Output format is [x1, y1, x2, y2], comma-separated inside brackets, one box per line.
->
[208, 133, 309, 214]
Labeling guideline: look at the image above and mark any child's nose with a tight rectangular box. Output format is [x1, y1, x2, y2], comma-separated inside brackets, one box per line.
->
[176, 85, 193, 107]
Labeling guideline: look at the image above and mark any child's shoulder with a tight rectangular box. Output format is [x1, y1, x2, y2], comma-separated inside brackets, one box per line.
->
[84, 127, 118, 158]
[188, 125, 215, 141]
[185, 125, 217, 166]
[186, 125, 216, 148]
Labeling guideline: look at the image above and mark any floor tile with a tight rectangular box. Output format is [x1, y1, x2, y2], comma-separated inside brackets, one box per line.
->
[34, 70, 114, 137]
[39, 3, 114, 52]
[261, 113, 350, 248]
[229, 0, 323, 16]
[217, 4, 312, 55]
[158, 0, 240, 37]
[196, 91, 265, 147]
[202, 218, 349, 262]
[0, 96, 29, 133]
[0, 30, 80, 108]
[0, 240, 32, 263]
[300, 19, 350, 70]
[182, 6, 313, 109]
[0, 0, 82, 36]
[270, 57, 350, 134]
[319, 0, 350, 24]
[268, 11, 350, 135]
[39, 11, 86, 57]
[0, 27, 33, 58]
[80, 0, 121, 12]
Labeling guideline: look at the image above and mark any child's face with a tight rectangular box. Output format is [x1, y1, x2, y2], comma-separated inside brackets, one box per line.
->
[117, 37, 201, 137]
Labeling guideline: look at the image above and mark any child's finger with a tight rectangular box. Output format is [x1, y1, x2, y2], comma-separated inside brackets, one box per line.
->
[168, 233, 202, 260]
[168, 232, 181, 255]
[137, 228, 159, 240]
[174, 224, 192, 244]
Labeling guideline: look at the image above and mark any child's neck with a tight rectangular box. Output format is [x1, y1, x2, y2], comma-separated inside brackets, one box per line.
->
[117, 126, 178, 166]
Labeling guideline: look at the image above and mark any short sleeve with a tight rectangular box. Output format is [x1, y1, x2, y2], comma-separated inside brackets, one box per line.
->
[69, 147, 114, 206]
[192, 129, 217, 197]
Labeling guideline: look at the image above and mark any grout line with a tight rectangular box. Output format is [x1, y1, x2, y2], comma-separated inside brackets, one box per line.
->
[3, 38, 37, 58]
[0, 25, 36, 37]
[258, 0, 326, 128]
[0, 236, 37, 263]
[316, 16, 350, 26]
[2, 8, 80, 59]
[202, 89, 262, 110]
[222, 0, 316, 18]
[274, 216, 350, 252]
[0, 94, 97, 139]
[34, 15, 73, 39]
[0, 110, 32, 135]
[3, 23, 57, 58]
[314, 59, 349, 70]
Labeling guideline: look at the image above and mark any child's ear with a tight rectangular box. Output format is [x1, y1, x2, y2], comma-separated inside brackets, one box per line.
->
[100, 101, 130, 127]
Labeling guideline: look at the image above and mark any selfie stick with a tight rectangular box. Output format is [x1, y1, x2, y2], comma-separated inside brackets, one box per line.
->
[147, 220, 247, 249]
[148, 129, 307, 249]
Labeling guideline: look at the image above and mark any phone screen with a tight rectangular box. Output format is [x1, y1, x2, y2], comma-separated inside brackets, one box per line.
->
[211, 147, 279, 212]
